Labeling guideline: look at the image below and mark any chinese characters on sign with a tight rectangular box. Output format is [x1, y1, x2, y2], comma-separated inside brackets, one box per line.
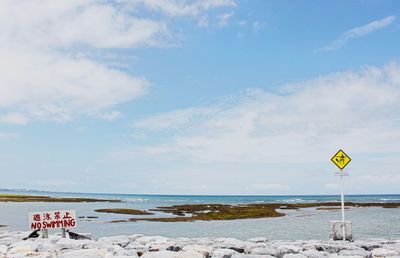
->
[28, 210, 76, 230]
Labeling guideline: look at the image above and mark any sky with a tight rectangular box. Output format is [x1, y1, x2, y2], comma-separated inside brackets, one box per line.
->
[1, 0, 400, 195]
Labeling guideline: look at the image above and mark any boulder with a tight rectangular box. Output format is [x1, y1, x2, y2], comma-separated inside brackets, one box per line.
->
[125, 241, 149, 254]
[371, 248, 398, 257]
[127, 234, 144, 242]
[300, 249, 329, 257]
[107, 244, 139, 257]
[283, 254, 308, 258]
[8, 240, 40, 254]
[338, 249, 371, 257]
[214, 238, 251, 253]
[6, 251, 52, 258]
[249, 247, 278, 256]
[147, 241, 180, 252]
[231, 254, 274, 258]
[247, 237, 268, 243]
[276, 245, 303, 257]
[97, 235, 131, 248]
[0, 244, 8, 255]
[212, 248, 239, 258]
[136, 236, 169, 245]
[141, 250, 205, 258]
[56, 238, 94, 250]
[58, 248, 110, 258]
[182, 244, 213, 257]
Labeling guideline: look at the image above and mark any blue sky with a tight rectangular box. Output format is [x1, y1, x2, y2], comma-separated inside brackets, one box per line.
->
[1, 0, 400, 194]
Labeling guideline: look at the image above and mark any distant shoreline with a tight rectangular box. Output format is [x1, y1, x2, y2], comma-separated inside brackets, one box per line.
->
[0, 194, 121, 203]
[2, 188, 400, 197]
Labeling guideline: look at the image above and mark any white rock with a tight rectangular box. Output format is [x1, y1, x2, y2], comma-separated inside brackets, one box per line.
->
[213, 238, 251, 253]
[283, 254, 308, 258]
[301, 249, 329, 257]
[37, 241, 57, 253]
[147, 241, 179, 252]
[212, 248, 238, 258]
[249, 247, 278, 256]
[136, 236, 169, 245]
[277, 245, 303, 256]
[141, 250, 205, 258]
[56, 238, 94, 250]
[141, 250, 177, 258]
[247, 237, 268, 243]
[371, 248, 398, 257]
[58, 248, 110, 258]
[195, 238, 214, 246]
[125, 241, 148, 254]
[232, 254, 274, 258]
[338, 249, 371, 257]
[6, 251, 52, 258]
[0, 244, 8, 254]
[97, 235, 131, 248]
[179, 250, 206, 258]
[8, 240, 40, 254]
[127, 234, 144, 242]
[183, 244, 213, 257]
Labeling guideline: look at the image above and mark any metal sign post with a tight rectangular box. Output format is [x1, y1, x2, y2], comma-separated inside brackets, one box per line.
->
[331, 149, 351, 241]
[340, 172, 345, 241]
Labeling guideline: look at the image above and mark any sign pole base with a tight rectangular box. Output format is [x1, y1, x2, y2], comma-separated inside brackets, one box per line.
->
[61, 228, 66, 238]
[42, 229, 48, 239]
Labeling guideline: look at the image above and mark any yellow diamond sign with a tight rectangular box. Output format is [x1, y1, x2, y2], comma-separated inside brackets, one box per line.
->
[331, 149, 351, 170]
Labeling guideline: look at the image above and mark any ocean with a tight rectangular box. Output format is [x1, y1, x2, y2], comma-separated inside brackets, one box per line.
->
[1, 190, 400, 240]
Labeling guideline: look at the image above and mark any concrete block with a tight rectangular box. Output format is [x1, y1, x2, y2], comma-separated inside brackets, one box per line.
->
[329, 220, 352, 241]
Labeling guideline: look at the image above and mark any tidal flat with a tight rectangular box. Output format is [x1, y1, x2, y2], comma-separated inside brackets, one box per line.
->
[98, 202, 400, 223]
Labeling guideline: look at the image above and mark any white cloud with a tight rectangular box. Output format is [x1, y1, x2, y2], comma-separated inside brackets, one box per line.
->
[138, 0, 236, 17]
[217, 12, 234, 27]
[0, 0, 235, 124]
[252, 21, 265, 31]
[0, 0, 158, 123]
[0, 0, 169, 49]
[320, 15, 396, 51]
[0, 112, 28, 125]
[93, 111, 123, 121]
[130, 62, 400, 164]
[133, 107, 216, 130]
[238, 20, 247, 27]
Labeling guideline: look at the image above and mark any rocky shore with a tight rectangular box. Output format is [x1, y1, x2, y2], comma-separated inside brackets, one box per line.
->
[1, 231, 400, 258]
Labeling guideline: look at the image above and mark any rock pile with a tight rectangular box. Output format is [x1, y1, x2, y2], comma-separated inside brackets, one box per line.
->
[0, 231, 399, 257]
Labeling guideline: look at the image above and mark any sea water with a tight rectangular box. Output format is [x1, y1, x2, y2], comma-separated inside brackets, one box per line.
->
[1, 190, 400, 240]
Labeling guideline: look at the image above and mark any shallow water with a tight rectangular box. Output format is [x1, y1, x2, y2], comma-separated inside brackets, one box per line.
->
[1, 191, 400, 240]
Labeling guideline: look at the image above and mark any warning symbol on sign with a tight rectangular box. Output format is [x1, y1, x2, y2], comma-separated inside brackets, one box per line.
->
[331, 149, 351, 170]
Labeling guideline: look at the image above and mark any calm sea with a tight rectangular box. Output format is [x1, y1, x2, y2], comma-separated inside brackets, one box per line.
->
[1, 190, 400, 240]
